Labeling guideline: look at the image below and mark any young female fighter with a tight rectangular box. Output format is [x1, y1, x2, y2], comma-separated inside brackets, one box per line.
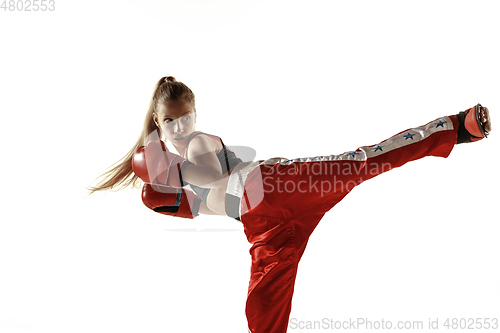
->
[88, 76, 492, 333]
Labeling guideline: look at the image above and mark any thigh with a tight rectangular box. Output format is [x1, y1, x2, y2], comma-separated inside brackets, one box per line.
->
[243, 160, 354, 219]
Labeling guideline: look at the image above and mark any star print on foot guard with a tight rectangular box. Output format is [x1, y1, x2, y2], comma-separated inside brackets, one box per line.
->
[347, 151, 359, 157]
[435, 120, 446, 128]
[404, 132, 415, 140]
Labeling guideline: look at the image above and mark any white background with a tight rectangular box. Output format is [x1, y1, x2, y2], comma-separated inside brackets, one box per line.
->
[1, 0, 499, 332]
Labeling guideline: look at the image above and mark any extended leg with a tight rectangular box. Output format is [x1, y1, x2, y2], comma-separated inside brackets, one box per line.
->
[245, 114, 460, 219]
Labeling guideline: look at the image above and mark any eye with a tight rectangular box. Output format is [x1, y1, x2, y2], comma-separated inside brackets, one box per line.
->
[164, 118, 173, 124]
[182, 115, 190, 122]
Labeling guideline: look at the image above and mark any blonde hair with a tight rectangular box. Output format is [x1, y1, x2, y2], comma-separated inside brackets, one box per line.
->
[86, 76, 196, 195]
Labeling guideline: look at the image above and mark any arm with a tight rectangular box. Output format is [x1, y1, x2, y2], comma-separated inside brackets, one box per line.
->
[132, 136, 227, 217]
[181, 134, 227, 189]
[141, 183, 221, 217]
[132, 136, 226, 189]
[142, 183, 201, 219]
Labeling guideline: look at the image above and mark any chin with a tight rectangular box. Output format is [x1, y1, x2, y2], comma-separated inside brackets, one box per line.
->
[172, 140, 187, 149]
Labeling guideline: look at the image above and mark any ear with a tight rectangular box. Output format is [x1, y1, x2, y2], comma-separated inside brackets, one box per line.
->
[152, 114, 164, 140]
[152, 113, 160, 128]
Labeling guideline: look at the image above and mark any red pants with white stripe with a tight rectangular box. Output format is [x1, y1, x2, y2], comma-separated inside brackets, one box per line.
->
[239, 115, 460, 333]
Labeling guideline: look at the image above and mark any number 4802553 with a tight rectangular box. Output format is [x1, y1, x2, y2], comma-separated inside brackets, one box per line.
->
[1, 0, 56, 11]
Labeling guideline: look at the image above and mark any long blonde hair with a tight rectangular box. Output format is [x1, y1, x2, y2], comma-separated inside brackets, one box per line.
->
[86, 76, 196, 195]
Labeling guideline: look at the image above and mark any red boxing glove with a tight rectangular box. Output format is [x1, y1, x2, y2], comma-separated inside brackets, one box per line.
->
[142, 183, 201, 219]
[457, 103, 489, 143]
[132, 140, 192, 187]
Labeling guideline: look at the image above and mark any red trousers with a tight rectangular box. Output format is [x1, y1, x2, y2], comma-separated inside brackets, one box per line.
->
[237, 115, 460, 333]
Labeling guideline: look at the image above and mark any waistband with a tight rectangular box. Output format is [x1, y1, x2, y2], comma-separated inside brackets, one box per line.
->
[224, 161, 262, 221]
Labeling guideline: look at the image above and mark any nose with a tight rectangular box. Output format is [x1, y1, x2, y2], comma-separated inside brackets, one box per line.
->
[173, 118, 184, 134]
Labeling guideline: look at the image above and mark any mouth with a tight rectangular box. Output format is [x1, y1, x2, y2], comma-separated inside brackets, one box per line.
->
[173, 137, 185, 142]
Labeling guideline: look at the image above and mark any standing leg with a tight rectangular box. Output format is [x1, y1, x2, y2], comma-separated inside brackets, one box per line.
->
[242, 209, 327, 333]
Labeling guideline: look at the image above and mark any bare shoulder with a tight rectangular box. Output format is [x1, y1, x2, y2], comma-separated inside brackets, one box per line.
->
[187, 133, 222, 161]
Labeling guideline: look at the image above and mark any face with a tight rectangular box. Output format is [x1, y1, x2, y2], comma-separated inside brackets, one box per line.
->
[153, 100, 196, 150]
